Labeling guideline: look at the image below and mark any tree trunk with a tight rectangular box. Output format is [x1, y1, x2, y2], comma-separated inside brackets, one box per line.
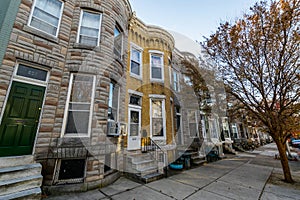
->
[275, 138, 294, 183]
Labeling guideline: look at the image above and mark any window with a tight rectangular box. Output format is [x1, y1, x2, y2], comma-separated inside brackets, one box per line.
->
[108, 82, 119, 121]
[150, 53, 164, 81]
[16, 64, 48, 82]
[209, 118, 219, 139]
[188, 110, 198, 137]
[114, 25, 123, 59]
[77, 10, 102, 46]
[184, 75, 193, 86]
[232, 124, 239, 138]
[29, 0, 63, 36]
[64, 74, 95, 136]
[175, 106, 183, 145]
[129, 94, 141, 106]
[151, 99, 165, 137]
[130, 48, 142, 77]
[58, 159, 85, 183]
[173, 70, 180, 92]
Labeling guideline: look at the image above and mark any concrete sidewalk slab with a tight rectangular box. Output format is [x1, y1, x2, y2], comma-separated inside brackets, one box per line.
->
[99, 177, 141, 196]
[111, 185, 173, 200]
[169, 173, 213, 188]
[186, 189, 231, 200]
[146, 178, 198, 199]
[45, 189, 106, 200]
[263, 184, 300, 199]
[204, 180, 261, 200]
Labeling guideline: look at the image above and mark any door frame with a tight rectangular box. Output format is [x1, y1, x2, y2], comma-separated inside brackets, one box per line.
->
[0, 62, 49, 156]
[127, 105, 142, 150]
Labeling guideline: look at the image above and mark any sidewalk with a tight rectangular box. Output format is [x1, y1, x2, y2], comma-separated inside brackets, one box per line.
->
[45, 143, 300, 200]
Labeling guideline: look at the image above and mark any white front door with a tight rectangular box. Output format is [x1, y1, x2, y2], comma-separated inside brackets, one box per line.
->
[127, 107, 141, 150]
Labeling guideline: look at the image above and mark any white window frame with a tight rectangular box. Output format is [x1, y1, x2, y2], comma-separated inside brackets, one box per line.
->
[108, 81, 120, 122]
[231, 123, 239, 139]
[76, 10, 102, 46]
[61, 73, 96, 137]
[149, 95, 166, 141]
[175, 105, 183, 145]
[149, 50, 164, 82]
[209, 117, 219, 139]
[28, 0, 64, 37]
[173, 70, 180, 92]
[130, 43, 143, 79]
[188, 109, 199, 138]
[114, 24, 123, 60]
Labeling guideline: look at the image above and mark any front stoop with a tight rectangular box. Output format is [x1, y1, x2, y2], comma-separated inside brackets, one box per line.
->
[0, 156, 43, 200]
[125, 152, 164, 183]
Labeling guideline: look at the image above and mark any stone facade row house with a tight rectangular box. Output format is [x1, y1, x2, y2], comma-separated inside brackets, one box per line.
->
[0, 0, 232, 198]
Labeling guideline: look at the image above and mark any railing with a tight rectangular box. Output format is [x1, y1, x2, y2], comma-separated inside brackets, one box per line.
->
[141, 137, 166, 163]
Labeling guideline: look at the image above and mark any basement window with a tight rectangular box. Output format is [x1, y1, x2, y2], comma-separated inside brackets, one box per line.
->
[57, 159, 86, 184]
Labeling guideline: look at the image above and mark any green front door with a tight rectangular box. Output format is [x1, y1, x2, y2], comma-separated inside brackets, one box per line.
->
[0, 81, 45, 156]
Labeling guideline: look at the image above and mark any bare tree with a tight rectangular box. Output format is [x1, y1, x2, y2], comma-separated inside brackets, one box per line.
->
[204, 0, 300, 183]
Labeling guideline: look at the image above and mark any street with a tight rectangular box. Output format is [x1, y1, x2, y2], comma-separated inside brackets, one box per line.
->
[45, 143, 300, 200]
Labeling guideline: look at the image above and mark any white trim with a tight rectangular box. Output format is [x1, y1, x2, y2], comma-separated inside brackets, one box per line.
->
[150, 52, 164, 82]
[127, 107, 142, 150]
[116, 84, 120, 122]
[128, 89, 143, 97]
[170, 100, 175, 144]
[76, 10, 102, 46]
[149, 50, 164, 55]
[130, 42, 143, 51]
[173, 69, 180, 92]
[130, 45, 143, 79]
[114, 24, 123, 60]
[28, 0, 64, 37]
[150, 98, 166, 141]
[149, 94, 165, 99]
[14, 63, 50, 86]
[61, 73, 96, 137]
[0, 63, 49, 155]
[187, 109, 199, 138]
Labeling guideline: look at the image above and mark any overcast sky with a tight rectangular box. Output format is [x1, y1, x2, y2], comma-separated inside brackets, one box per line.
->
[129, 0, 259, 42]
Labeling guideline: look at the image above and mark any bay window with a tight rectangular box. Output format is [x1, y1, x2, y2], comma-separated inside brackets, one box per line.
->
[77, 10, 102, 46]
[150, 52, 164, 81]
[63, 74, 95, 136]
[114, 25, 123, 60]
[108, 82, 119, 121]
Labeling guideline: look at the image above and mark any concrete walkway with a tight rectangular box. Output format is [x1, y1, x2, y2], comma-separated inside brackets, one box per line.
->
[45, 143, 300, 200]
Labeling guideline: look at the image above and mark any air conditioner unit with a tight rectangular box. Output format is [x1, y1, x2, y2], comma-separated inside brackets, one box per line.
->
[107, 120, 120, 136]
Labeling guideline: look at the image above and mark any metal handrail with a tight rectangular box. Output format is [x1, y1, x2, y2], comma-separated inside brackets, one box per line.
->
[141, 137, 166, 163]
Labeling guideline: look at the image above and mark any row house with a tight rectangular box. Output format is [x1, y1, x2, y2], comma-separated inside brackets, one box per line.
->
[0, 0, 233, 197]
[0, 0, 132, 197]
[123, 14, 176, 180]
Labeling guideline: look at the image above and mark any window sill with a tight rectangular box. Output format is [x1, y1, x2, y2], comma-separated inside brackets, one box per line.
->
[23, 25, 58, 43]
[73, 43, 100, 51]
[130, 74, 142, 81]
[150, 79, 164, 84]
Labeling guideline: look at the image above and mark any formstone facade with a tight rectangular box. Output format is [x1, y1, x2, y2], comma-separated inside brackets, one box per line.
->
[0, 0, 132, 193]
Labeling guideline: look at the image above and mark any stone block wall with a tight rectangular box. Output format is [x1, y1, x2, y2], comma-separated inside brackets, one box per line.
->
[0, 0, 132, 191]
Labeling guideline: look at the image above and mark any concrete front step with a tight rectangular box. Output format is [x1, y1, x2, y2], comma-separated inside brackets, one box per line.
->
[127, 154, 152, 163]
[141, 172, 164, 183]
[139, 166, 158, 177]
[132, 159, 157, 170]
[192, 159, 206, 165]
[0, 155, 34, 168]
[0, 163, 42, 182]
[0, 187, 41, 200]
[0, 174, 43, 196]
